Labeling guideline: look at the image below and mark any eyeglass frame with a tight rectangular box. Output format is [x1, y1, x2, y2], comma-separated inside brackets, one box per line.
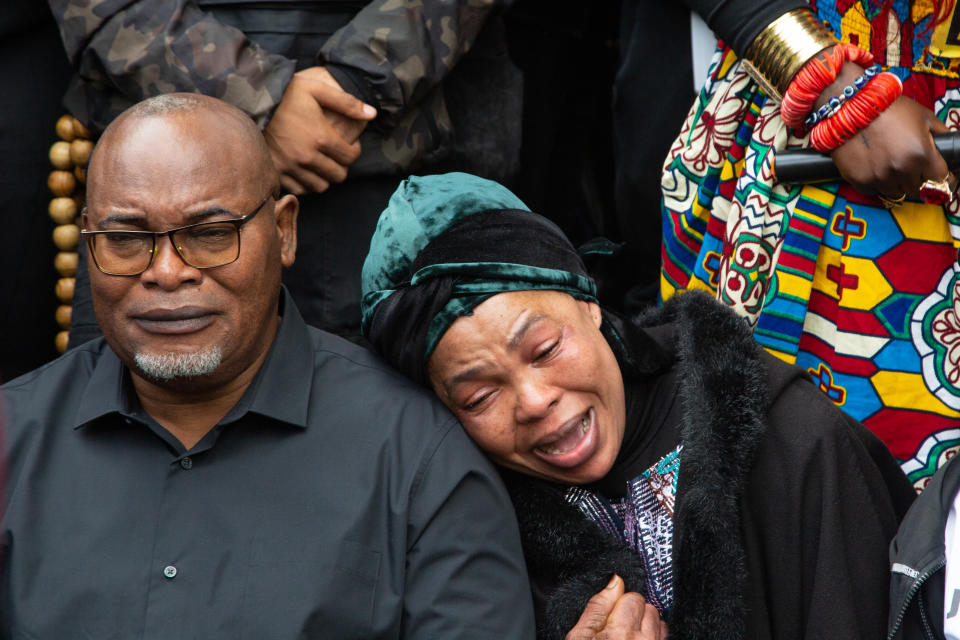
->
[81, 194, 276, 277]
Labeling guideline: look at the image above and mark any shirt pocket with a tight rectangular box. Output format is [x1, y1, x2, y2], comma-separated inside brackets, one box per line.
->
[243, 537, 381, 640]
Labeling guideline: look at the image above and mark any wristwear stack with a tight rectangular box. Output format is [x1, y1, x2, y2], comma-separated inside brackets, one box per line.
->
[804, 64, 882, 128]
[808, 70, 903, 152]
[742, 8, 904, 152]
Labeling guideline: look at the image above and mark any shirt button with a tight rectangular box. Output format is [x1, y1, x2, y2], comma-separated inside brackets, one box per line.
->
[180, 457, 193, 470]
[163, 565, 177, 579]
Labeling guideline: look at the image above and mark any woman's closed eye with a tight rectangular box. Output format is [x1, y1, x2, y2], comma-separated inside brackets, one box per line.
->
[533, 339, 560, 362]
[463, 389, 495, 411]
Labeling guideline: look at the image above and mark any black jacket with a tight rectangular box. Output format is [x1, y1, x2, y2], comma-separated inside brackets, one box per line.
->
[507, 291, 916, 639]
[888, 447, 960, 639]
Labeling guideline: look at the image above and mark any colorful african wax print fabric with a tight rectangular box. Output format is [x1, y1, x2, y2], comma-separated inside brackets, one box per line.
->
[661, 0, 960, 491]
[565, 445, 682, 616]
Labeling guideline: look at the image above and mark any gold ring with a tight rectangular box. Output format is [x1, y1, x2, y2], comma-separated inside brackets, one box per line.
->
[877, 193, 906, 209]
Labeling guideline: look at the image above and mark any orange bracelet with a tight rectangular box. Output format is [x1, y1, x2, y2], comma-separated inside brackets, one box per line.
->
[809, 71, 903, 152]
[781, 43, 875, 130]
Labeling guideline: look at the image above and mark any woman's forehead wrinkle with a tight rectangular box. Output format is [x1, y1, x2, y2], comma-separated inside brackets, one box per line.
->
[508, 313, 547, 350]
[449, 364, 493, 388]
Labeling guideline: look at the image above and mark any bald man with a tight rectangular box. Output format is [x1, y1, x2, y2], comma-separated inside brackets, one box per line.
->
[0, 94, 534, 639]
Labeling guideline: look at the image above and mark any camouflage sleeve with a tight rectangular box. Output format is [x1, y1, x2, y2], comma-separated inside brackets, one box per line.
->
[318, 0, 512, 128]
[49, 0, 295, 131]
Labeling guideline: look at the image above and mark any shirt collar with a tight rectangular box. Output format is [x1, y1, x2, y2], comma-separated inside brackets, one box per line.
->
[72, 345, 131, 429]
[72, 288, 314, 430]
[243, 288, 313, 428]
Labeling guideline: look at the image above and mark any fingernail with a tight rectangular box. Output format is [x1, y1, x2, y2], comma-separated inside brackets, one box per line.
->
[606, 575, 619, 589]
[363, 104, 377, 118]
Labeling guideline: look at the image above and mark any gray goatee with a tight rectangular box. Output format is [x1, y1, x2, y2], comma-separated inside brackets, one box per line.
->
[134, 347, 223, 381]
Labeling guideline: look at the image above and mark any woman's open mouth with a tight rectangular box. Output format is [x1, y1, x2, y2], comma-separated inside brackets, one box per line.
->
[532, 408, 598, 468]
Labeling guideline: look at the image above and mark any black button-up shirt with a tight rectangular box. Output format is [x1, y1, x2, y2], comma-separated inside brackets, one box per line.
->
[0, 292, 534, 638]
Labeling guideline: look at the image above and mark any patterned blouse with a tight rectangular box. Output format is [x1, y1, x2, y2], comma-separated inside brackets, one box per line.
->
[564, 444, 683, 616]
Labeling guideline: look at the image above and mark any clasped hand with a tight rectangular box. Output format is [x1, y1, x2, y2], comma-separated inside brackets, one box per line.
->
[565, 575, 668, 640]
[264, 66, 377, 195]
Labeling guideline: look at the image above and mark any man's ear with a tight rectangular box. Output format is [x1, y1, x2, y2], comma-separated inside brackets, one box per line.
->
[274, 193, 298, 268]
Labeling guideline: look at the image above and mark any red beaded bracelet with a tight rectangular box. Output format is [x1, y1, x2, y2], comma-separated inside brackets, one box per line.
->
[809, 71, 903, 152]
[780, 43, 875, 130]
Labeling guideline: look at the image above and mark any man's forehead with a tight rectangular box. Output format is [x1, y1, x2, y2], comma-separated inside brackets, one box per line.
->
[89, 119, 263, 209]
[102, 113, 251, 167]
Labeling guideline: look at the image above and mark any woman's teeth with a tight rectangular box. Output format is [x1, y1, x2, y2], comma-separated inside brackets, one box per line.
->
[537, 415, 590, 455]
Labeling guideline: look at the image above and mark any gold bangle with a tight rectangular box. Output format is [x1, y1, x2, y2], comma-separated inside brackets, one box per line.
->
[742, 8, 838, 102]
[877, 193, 906, 209]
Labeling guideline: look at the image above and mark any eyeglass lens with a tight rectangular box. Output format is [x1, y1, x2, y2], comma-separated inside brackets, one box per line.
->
[92, 221, 241, 275]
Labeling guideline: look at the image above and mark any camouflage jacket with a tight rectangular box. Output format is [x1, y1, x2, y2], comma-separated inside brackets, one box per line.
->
[49, 0, 513, 175]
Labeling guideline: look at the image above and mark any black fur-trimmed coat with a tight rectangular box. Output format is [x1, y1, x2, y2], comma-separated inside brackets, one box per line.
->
[505, 291, 916, 639]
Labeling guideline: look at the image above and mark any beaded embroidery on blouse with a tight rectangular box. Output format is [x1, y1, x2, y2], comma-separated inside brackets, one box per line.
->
[564, 444, 683, 617]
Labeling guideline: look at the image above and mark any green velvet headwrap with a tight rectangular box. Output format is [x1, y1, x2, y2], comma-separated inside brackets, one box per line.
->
[361, 172, 598, 382]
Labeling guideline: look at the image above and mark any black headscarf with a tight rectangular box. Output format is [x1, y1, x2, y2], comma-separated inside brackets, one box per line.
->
[361, 173, 599, 385]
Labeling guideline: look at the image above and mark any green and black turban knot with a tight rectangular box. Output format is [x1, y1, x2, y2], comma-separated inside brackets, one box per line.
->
[361, 172, 598, 385]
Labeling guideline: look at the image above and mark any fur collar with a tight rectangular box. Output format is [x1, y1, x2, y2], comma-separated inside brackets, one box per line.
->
[505, 291, 769, 639]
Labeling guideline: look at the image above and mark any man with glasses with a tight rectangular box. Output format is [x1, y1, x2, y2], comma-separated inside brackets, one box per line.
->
[0, 93, 535, 638]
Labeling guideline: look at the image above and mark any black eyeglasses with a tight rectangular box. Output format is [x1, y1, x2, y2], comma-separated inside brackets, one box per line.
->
[82, 196, 274, 276]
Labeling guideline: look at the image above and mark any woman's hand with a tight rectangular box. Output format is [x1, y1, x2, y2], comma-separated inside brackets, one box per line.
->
[565, 575, 668, 640]
[821, 63, 953, 199]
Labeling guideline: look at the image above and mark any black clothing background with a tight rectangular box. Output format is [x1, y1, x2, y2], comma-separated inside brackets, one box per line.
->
[685, 0, 807, 56]
[0, 6, 71, 380]
[505, 0, 621, 248]
[612, 1, 695, 308]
